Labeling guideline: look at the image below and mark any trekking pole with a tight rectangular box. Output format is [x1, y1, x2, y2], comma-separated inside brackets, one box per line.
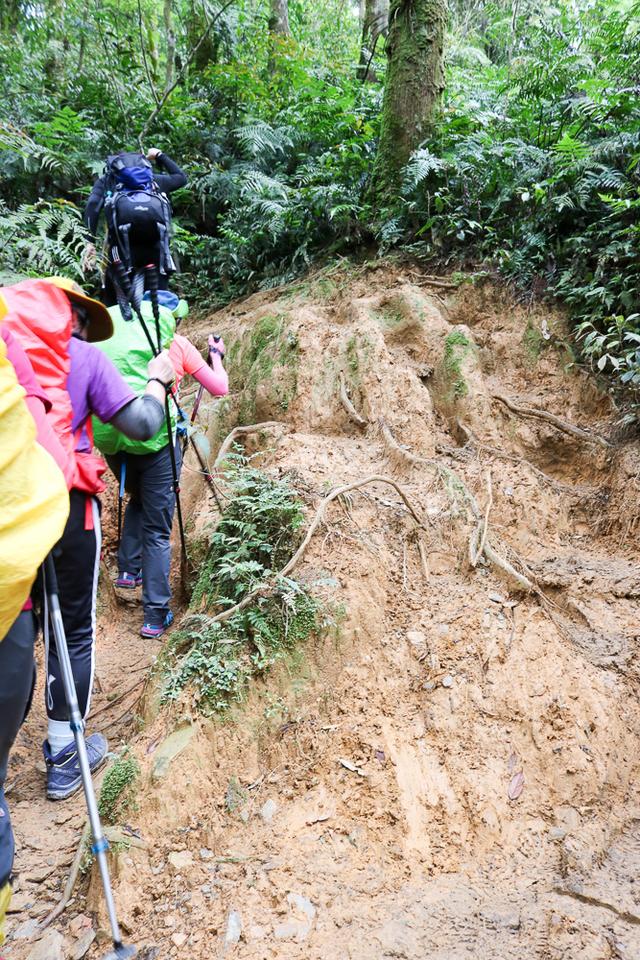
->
[43, 555, 136, 960]
[182, 335, 224, 511]
[110, 258, 189, 567]
[117, 458, 126, 549]
[144, 264, 189, 565]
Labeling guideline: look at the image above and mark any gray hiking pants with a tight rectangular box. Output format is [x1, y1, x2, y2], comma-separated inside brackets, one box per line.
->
[107, 440, 182, 626]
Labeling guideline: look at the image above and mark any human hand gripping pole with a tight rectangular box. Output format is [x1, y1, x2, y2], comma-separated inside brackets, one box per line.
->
[43, 555, 136, 960]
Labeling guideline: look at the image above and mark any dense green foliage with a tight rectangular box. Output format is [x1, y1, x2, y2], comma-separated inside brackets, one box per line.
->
[1, 0, 639, 409]
[163, 456, 320, 711]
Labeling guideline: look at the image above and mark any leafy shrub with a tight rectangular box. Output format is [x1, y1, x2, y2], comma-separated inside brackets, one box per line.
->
[394, 1, 640, 413]
[163, 456, 321, 712]
[0, 199, 88, 283]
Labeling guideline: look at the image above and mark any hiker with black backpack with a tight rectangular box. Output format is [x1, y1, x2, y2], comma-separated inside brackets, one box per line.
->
[83, 148, 187, 308]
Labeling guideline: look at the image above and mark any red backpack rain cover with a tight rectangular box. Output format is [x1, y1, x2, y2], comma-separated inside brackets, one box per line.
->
[0, 279, 106, 495]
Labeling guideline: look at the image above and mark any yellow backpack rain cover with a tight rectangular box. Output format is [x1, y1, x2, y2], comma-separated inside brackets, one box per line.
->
[0, 336, 69, 639]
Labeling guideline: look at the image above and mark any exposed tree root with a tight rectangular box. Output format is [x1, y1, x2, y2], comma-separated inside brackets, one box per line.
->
[214, 421, 285, 467]
[470, 471, 492, 567]
[553, 885, 640, 925]
[379, 417, 534, 592]
[378, 417, 440, 472]
[39, 822, 90, 930]
[456, 421, 578, 490]
[338, 372, 368, 427]
[405, 269, 461, 290]
[493, 394, 612, 449]
[183, 475, 428, 632]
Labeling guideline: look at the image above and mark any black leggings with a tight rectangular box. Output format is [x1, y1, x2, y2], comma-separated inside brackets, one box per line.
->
[46, 490, 101, 721]
[0, 610, 36, 887]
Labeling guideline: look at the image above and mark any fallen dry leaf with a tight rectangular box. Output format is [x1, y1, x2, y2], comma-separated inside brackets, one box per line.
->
[508, 771, 525, 801]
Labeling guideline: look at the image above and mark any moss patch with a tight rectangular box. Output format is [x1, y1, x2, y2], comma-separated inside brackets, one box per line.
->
[229, 314, 299, 423]
[98, 751, 139, 824]
[443, 329, 473, 400]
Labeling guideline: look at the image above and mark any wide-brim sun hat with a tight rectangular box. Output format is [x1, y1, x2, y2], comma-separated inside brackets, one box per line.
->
[45, 276, 113, 342]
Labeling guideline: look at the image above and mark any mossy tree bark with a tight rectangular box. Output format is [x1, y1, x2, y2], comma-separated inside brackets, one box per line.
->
[357, 0, 389, 81]
[371, 0, 447, 206]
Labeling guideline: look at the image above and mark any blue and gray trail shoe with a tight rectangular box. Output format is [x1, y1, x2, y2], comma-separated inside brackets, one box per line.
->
[43, 733, 108, 801]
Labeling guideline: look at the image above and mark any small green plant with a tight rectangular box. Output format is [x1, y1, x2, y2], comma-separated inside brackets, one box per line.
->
[377, 305, 405, 328]
[522, 321, 548, 366]
[443, 330, 472, 400]
[163, 456, 321, 713]
[98, 751, 140, 825]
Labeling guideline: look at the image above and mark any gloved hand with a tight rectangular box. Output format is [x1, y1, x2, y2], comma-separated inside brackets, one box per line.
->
[209, 334, 225, 359]
[147, 349, 175, 386]
[147, 148, 162, 162]
[82, 242, 96, 273]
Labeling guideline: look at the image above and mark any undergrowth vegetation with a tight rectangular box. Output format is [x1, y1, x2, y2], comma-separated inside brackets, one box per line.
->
[163, 456, 321, 712]
[1, 1, 639, 412]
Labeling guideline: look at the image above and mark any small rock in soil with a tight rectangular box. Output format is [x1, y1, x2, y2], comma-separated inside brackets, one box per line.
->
[70, 928, 96, 960]
[24, 867, 54, 883]
[199, 847, 213, 860]
[69, 913, 92, 936]
[168, 850, 193, 872]
[274, 921, 304, 941]
[549, 826, 567, 840]
[171, 932, 188, 947]
[13, 917, 40, 939]
[441, 675, 454, 688]
[26, 930, 65, 960]
[287, 893, 316, 922]
[224, 910, 242, 945]
[260, 798, 278, 822]
[7, 891, 34, 913]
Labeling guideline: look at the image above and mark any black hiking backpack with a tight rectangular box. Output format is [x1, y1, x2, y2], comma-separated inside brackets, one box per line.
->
[104, 152, 175, 275]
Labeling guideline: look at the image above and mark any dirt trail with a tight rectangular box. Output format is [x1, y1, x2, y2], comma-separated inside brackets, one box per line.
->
[4, 265, 640, 960]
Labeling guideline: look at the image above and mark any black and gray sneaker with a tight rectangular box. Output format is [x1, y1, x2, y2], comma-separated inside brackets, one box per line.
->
[43, 734, 108, 801]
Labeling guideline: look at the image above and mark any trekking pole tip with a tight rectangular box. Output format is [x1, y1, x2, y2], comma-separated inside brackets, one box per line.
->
[102, 944, 137, 960]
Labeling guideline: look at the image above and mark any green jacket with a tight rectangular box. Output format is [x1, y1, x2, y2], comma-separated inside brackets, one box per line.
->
[92, 302, 176, 456]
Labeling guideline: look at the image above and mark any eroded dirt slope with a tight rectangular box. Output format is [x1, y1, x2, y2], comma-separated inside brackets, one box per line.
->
[5, 265, 640, 960]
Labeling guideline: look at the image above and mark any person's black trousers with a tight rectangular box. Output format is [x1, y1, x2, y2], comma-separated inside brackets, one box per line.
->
[0, 610, 36, 887]
[46, 489, 101, 722]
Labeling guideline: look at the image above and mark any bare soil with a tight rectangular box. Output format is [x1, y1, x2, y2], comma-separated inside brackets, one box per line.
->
[5, 265, 640, 960]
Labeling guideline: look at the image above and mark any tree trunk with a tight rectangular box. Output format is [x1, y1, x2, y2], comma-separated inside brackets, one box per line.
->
[268, 0, 291, 72]
[269, 0, 291, 37]
[371, 0, 447, 206]
[357, 0, 389, 81]
[188, 0, 218, 72]
[163, 0, 176, 90]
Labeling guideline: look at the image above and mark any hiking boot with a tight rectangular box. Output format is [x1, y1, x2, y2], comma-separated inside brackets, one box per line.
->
[140, 610, 174, 639]
[43, 733, 108, 801]
[115, 571, 142, 589]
